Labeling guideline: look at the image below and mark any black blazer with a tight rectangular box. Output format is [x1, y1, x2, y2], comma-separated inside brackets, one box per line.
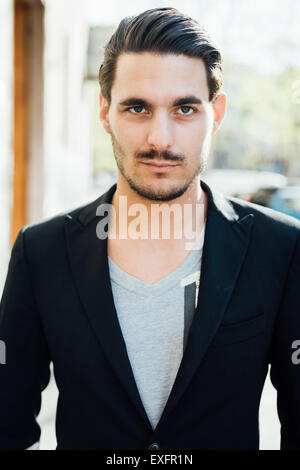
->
[1, 180, 300, 450]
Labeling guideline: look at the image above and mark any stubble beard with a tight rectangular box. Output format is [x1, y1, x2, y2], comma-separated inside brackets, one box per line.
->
[109, 128, 209, 202]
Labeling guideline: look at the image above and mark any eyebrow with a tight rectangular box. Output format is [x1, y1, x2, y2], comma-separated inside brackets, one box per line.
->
[118, 95, 203, 107]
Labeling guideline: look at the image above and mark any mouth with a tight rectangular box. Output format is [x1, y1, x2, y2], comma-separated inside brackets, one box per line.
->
[140, 160, 180, 173]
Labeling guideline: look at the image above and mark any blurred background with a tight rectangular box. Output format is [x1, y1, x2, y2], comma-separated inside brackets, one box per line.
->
[0, 0, 299, 450]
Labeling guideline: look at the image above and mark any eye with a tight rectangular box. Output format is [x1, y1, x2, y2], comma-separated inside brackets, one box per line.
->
[129, 105, 145, 114]
[178, 106, 195, 115]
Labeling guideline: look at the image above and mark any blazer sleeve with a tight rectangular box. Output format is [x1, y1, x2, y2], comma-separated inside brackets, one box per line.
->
[269, 230, 300, 450]
[0, 227, 51, 450]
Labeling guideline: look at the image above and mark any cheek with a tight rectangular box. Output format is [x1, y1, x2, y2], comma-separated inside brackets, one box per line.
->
[111, 117, 145, 151]
[197, 110, 214, 134]
[176, 116, 212, 150]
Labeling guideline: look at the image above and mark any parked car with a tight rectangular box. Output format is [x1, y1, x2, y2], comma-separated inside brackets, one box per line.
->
[248, 177, 300, 207]
[202, 169, 287, 199]
[268, 186, 300, 220]
[248, 186, 279, 207]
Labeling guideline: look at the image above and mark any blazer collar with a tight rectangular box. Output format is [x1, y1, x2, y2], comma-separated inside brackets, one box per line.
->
[64, 179, 254, 432]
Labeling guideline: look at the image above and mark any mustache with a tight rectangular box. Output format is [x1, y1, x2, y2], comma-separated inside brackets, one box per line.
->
[136, 149, 185, 162]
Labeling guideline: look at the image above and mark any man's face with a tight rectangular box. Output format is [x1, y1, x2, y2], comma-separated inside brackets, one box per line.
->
[100, 52, 226, 201]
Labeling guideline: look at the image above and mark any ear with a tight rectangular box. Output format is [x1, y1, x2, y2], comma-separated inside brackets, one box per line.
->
[99, 93, 111, 134]
[212, 91, 227, 134]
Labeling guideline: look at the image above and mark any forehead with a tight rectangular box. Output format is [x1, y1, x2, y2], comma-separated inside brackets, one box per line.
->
[111, 52, 209, 103]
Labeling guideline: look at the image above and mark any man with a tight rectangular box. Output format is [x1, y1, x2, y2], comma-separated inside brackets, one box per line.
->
[0, 7, 300, 451]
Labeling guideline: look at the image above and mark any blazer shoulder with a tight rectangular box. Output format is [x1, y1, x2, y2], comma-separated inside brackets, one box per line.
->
[19, 183, 117, 245]
[17, 196, 103, 248]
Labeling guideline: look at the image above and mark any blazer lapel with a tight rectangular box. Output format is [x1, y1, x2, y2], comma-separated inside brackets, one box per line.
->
[64, 183, 153, 431]
[155, 180, 254, 429]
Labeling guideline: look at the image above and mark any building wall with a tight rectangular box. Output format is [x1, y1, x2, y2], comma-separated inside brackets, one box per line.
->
[0, 0, 13, 293]
[43, 0, 93, 218]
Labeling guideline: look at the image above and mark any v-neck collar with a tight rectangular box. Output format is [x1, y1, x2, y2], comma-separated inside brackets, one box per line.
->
[108, 223, 206, 297]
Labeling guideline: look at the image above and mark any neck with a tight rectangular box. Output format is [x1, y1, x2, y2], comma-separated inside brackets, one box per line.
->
[109, 173, 207, 246]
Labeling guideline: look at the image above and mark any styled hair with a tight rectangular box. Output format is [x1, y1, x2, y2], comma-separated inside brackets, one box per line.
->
[99, 7, 223, 104]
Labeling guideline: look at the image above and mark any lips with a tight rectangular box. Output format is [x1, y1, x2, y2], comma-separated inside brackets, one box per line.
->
[140, 161, 180, 173]
[141, 160, 179, 167]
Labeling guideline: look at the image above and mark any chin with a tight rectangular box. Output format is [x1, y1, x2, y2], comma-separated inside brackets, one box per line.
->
[133, 182, 190, 202]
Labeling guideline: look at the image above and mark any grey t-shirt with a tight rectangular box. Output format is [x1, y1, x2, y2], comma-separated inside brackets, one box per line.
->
[108, 225, 205, 430]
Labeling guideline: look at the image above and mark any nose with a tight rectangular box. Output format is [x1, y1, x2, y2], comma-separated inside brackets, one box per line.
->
[146, 110, 174, 150]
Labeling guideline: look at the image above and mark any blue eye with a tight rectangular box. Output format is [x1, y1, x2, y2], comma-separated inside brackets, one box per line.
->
[179, 106, 193, 115]
[131, 106, 144, 114]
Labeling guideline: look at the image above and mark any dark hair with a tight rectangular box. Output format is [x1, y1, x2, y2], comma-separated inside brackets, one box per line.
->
[99, 7, 223, 104]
